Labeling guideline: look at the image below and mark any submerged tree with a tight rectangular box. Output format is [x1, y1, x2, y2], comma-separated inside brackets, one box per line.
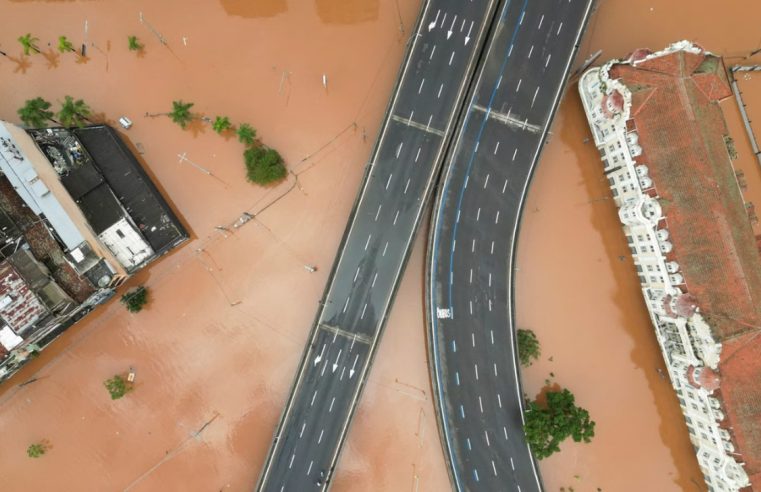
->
[127, 35, 143, 52]
[244, 146, 287, 185]
[26, 442, 48, 458]
[169, 100, 195, 129]
[17, 33, 41, 55]
[57, 96, 91, 127]
[524, 388, 595, 460]
[57, 35, 75, 53]
[236, 123, 257, 147]
[18, 97, 55, 128]
[517, 329, 541, 367]
[212, 116, 232, 134]
[104, 374, 132, 400]
[121, 285, 148, 313]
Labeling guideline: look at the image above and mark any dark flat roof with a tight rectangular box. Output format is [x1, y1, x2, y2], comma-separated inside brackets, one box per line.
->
[72, 126, 187, 254]
[76, 184, 124, 234]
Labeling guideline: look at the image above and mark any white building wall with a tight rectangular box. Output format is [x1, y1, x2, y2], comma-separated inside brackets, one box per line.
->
[579, 47, 750, 492]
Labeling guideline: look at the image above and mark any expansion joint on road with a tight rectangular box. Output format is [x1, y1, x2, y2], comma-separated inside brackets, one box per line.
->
[472, 104, 542, 134]
[391, 114, 446, 137]
[319, 323, 372, 345]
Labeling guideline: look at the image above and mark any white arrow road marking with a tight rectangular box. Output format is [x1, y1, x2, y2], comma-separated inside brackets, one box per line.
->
[465, 21, 473, 45]
[428, 9, 440, 31]
[448, 15, 456, 39]
[332, 349, 342, 373]
[349, 354, 359, 378]
[314, 344, 325, 365]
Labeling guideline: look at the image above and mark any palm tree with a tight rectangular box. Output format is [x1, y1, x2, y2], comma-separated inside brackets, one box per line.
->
[127, 35, 143, 52]
[57, 36, 75, 53]
[237, 123, 257, 146]
[212, 116, 232, 134]
[57, 96, 92, 127]
[169, 100, 195, 129]
[18, 97, 56, 128]
[17, 33, 40, 55]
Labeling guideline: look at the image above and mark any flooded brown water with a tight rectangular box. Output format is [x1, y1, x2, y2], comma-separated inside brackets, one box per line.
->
[1, 0, 760, 491]
[0, 1, 449, 491]
[516, 1, 761, 491]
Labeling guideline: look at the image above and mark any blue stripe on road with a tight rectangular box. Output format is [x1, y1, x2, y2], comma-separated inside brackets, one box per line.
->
[428, 1, 523, 491]
[446, 0, 530, 312]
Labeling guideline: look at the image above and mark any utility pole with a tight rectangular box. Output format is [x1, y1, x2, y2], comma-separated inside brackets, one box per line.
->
[394, 0, 405, 35]
[178, 152, 213, 176]
[139, 12, 168, 45]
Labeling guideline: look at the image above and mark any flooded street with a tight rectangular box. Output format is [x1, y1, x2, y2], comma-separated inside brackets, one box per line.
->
[517, 1, 761, 491]
[1, 0, 761, 491]
[0, 1, 450, 490]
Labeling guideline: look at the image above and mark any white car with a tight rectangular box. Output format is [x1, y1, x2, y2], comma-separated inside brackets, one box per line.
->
[118, 116, 133, 129]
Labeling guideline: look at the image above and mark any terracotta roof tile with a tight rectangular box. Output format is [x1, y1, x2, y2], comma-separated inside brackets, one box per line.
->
[610, 48, 761, 488]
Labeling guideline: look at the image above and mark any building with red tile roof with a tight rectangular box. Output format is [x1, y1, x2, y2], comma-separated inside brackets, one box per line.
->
[580, 41, 761, 491]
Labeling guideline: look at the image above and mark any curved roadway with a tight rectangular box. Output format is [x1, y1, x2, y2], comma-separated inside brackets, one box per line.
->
[426, 0, 594, 490]
[255, 1, 501, 490]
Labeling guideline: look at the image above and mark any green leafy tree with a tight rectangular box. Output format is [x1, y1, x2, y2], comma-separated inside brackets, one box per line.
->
[517, 329, 541, 367]
[121, 285, 148, 313]
[128, 35, 143, 52]
[57, 96, 92, 127]
[18, 97, 55, 128]
[17, 33, 40, 55]
[169, 100, 195, 129]
[57, 35, 75, 53]
[212, 116, 232, 134]
[27, 442, 47, 458]
[244, 146, 287, 185]
[104, 374, 132, 400]
[237, 123, 257, 146]
[523, 388, 595, 460]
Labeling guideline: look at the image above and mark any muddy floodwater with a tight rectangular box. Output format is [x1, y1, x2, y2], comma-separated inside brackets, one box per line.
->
[0, 1, 450, 491]
[0, 0, 760, 491]
[517, 1, 761, 491]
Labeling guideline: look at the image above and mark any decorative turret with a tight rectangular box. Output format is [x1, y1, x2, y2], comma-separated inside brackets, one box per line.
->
[601, 89, 625, 118]
[663, 293, 699, 318]
[687, 365, 720, 393]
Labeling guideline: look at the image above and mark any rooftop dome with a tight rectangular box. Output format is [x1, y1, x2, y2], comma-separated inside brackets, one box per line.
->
[687, 365, 720, 392]
[674, 293, 699, 317]
[628, 48, 653, 63]
[662, 293, 699, 318]
[601, 90, 625, 117]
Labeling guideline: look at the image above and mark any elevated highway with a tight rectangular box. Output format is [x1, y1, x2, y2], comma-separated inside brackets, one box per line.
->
[256, 0, 501, 490]
[426, 0, 595, 490]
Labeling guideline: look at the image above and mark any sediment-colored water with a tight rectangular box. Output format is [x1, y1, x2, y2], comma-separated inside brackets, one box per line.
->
[1, 0, 760, 491]
[517, 1, 761, 491]
[0, 1, 450, 491]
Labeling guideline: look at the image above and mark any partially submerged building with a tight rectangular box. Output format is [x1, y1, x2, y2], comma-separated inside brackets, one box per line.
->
[0, 121, 187, 381]
[580, 41, 761, 491]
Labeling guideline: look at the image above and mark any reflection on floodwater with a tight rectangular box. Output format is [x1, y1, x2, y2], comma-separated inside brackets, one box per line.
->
[220, 0, 287, 18]
[315, 0, 378, 24]
[219, 0, 379, 23]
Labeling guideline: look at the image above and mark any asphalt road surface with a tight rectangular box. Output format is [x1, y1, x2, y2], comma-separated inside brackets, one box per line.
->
[427, 0, 595, 491]
[255, 1, 501, 490]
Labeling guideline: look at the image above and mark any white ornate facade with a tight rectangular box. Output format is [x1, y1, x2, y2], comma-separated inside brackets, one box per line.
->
[578, 41, 751, 492]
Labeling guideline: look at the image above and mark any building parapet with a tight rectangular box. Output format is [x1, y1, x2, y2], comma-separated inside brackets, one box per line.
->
[0, 121, 187, 383]
[579, 41, 752, 491]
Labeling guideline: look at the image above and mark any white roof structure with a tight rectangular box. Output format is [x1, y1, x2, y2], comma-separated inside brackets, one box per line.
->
[0, 123, 85, 251]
